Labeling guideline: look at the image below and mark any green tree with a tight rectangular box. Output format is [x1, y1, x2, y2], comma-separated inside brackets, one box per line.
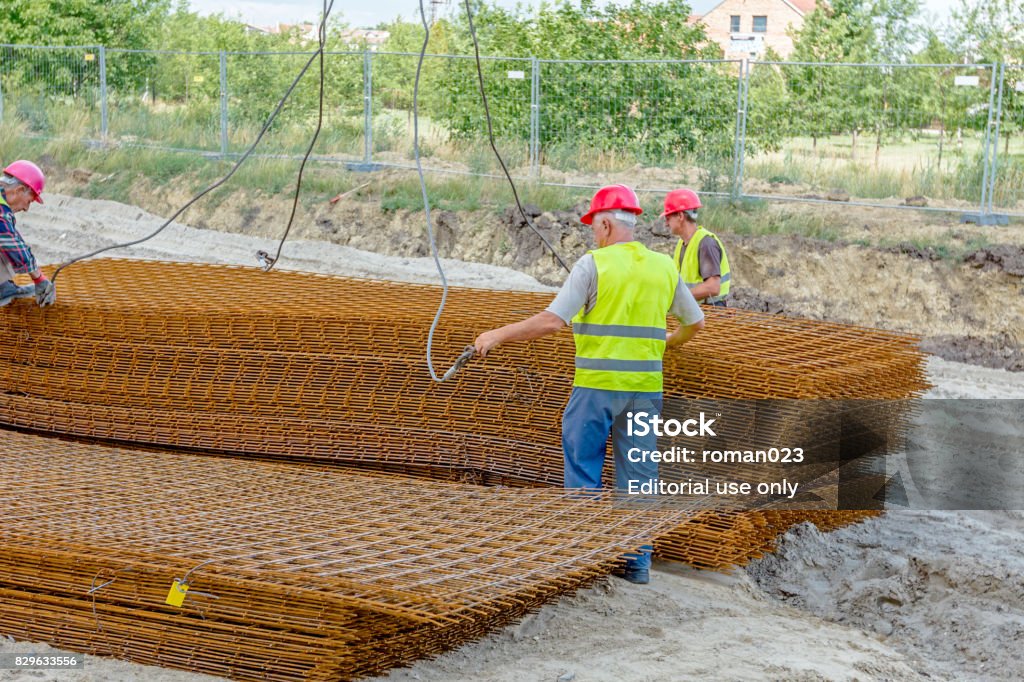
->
[0, 0, 170, 48]
[910, 32, 976, 169]
[394, 0, 736, 166]
[787, 0, 924, 163]
[0, 0, 171, 103]
[949, 0, 1024, 156]
[949, 0, 1024, 63]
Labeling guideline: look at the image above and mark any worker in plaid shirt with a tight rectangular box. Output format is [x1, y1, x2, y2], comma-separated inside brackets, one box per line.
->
[0, 160, 55, 307]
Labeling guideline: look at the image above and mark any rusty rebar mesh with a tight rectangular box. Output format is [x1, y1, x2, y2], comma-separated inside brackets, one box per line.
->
[0, 260, 927, 569]
[0, 429, 700, 681]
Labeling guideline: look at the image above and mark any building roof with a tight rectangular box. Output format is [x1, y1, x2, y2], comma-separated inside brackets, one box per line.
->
[787, 0, 818, 14]
[695, 0, 819, 20]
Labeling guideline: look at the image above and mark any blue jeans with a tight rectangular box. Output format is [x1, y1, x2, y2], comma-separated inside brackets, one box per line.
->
[562, 386, 662, 570]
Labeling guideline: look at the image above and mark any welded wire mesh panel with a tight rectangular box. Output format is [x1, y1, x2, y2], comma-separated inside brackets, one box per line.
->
[536, 59, 741, 192]
[105, 49, 221, 151]
[369, 52, 534, 174]
[745, 62, 996, 209]
[0, 44, 101, 137]
[992, 64, 1024, 216]
[224, 50, 364, 158]
[0, 259, 925, 571]
[0, 429, 694, 680]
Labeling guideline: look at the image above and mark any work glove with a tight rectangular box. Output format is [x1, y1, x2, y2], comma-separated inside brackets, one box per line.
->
[0, 281, 34, 307]
[34, 278, 56, 307]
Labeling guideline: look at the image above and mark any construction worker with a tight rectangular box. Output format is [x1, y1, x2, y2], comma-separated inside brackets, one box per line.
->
[662, 188, 731, 306]
[474, 184, 704, 585]
[0, 160, 55, 308]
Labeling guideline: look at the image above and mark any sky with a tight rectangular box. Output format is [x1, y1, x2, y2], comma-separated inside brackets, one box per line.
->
[186, 0, 962, 31]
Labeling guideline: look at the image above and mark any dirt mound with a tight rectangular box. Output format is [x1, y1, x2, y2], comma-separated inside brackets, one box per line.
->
[728, 286, 788, 314]
[921, 334, 1024, 372]
[964, 245, 1024, 277]
[748, 512, 1024, 681]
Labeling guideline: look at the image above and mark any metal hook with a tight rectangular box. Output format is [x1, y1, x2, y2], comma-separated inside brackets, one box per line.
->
[256, 250, 276, 272]
[442, 345, 477, 382]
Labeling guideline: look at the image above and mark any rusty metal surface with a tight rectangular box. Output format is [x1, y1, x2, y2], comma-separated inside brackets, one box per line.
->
[0, 261, 926, 562]
[0, 259, 927, 678]
[0, 429, 696, 681]
[0, 260, 928, 484]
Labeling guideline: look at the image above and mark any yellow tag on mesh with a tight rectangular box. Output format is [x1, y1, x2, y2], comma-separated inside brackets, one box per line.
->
[165, 580, 189, 607]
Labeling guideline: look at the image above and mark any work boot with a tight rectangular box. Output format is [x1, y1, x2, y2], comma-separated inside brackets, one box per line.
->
[620, 567, 650, 585]
[0, 280, 34, 307]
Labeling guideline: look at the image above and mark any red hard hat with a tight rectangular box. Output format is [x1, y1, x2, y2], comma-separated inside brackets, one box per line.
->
[580, 184, 643, 225]
[661, 188, 701, 217]
[3, 160, 45, 204]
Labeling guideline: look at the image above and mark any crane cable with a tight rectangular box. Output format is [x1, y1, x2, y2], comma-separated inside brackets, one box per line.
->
[51, 0, 336, 283]
[421, 0, 571, 382]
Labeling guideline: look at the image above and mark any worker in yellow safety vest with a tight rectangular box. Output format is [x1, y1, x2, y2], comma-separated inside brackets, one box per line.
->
[662, 188, 731, 307]
[474, 184, 705, 585]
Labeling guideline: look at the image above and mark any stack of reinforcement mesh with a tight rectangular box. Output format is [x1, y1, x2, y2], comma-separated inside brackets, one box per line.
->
[0, 430, 693, 681]
[0, 260, 928, 567]
[0, 259, 929, 677]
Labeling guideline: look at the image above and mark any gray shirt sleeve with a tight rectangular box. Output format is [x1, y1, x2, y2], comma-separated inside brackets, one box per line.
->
[545, 253, 598, 324]
[698, 236, 723, 280]
[670, 277, 705, 326]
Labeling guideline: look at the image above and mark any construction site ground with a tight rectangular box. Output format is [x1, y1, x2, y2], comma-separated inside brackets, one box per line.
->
[2, 192, 1022, 681]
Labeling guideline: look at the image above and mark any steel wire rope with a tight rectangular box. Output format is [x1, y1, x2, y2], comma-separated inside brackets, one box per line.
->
[418, 0, 570, 383]
[460, 0, 570, 274]
[50, 0, 336, 283]
[261, 0, 331, 272]
[415, 0, 449, 383]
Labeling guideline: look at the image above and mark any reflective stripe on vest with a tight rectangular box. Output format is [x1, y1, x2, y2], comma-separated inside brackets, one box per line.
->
[571, 241, 677, 392]
[673, 226, 731, 304]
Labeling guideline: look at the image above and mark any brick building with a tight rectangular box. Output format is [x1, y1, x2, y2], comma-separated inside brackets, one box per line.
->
[691, 0, 818, 59]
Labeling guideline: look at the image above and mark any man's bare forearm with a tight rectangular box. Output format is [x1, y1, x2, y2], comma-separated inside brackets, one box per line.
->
[689, 276, 721, 302]
[475, 311, 566, 356]
[667, 319, 704, 348]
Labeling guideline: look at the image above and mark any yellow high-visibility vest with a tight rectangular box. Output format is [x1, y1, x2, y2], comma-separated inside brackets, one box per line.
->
[673, 226, 731, 304]
[572, 241, 677, 392]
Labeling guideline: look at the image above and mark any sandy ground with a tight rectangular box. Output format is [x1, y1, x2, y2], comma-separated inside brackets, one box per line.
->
[2, 194, 1022, 681]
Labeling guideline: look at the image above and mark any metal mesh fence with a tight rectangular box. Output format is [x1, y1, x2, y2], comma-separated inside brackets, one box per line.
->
[536, 59, 741, 194]
[105, 49, 222, 152]
[0, 43, 1019, 220]
[368, 52, 535, 175]
[992, 64, 1024, 217]
[744, 61, 998, 212]
[225, 50, 364, 158]
[0, 44, 101, 139]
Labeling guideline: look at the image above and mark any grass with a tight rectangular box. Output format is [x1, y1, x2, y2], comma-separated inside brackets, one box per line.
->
[700, 197, 842, 241]
[873, 233, 995, 261]
[2, 112, 1013, 265]
[743, 132, 1024, 204]
[376, 174, 587, 214]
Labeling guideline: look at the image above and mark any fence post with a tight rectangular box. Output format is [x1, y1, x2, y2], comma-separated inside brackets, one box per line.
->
[986, 62, 1006, 217]
[219, 51, 229, 158]
[98, 45, 108, 140]
[530, 56, 540, 178]
[963, 63, 1009, 225]
[363, 49, 373, 165]
[0, 71, 4, 124]
[731, 59, 750, 201]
